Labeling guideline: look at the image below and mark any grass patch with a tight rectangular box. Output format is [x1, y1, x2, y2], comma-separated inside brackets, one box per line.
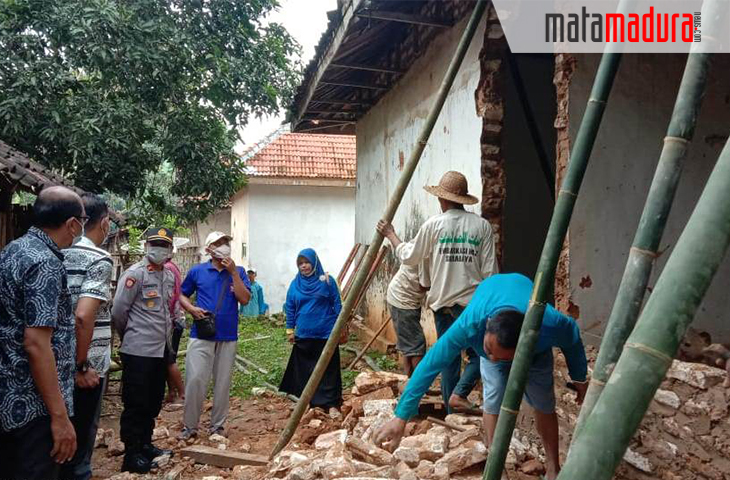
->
[232, 315, 291, 397]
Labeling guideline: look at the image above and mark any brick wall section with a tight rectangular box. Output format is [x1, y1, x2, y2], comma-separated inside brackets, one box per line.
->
[475, 7, 508, 267]
[553, 53, 577, 314]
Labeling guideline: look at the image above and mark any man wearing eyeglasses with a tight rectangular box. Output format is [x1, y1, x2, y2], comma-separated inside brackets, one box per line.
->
[0, 186, 85, 480]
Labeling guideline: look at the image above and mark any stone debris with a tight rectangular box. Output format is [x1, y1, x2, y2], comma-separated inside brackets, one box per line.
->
[353, 371, 408, 395]
[315, 429, 348, 450]
[153, 426, 170, 441]
[209, 433, 229, 445]
[623, 448, 653, 473]
[654, 389, 681, 409]
[666, 359, 725, 389]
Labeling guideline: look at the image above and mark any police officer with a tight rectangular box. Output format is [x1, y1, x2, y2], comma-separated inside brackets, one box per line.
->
[112, 227, 175, 473]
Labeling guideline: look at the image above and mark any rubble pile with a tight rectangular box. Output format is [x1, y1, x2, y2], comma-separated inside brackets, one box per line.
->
[272, 358, 730, 480]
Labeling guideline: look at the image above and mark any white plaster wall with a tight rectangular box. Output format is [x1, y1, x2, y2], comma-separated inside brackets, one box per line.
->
[230, 189, 250, 266]
[243, 183, 356, 313]
[194, 209, 231, 250]
[568, 53, 730, 343]
[354, 16, 485, 344]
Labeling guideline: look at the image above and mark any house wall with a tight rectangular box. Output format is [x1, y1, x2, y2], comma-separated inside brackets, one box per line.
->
[355, 16, 486, 346]
[230, 189, 250, 267]
[241, 183, 356, 313]
[566, 53, 730, 343]
[193, 208, 231, 251]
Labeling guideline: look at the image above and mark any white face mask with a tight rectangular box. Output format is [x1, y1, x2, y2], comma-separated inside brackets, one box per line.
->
[211, 244, 231, 259]
[147, 246, 171, 265]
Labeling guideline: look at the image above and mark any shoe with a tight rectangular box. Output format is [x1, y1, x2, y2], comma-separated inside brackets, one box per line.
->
[141, 443, 172, 460]
[209, 426, 226, 437]
[121, 452, 157, 474]
[177, 427, 197, 441]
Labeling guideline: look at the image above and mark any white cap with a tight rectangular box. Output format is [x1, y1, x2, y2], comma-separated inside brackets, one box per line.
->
[247, 267, 257, 274]
[205, 231, 232, 247]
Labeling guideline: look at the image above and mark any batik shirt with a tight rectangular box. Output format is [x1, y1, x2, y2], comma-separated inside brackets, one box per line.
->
[63, 236, 113, 376]
[0, 227, 75, 431]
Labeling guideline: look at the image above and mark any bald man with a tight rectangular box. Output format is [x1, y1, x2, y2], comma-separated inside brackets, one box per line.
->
[0, 186, 85, 480]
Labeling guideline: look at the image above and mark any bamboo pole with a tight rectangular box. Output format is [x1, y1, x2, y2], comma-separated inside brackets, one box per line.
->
[337, 243, 361, 285]
[558, 137, 730, 479]
[269, 0, 489, 459]
[482, 23, 625, 480]
[342, 248, 366, 299]
[572, 3, 718, 440]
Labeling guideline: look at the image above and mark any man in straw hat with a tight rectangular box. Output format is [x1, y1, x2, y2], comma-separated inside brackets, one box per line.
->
[377, 170, 498, 412]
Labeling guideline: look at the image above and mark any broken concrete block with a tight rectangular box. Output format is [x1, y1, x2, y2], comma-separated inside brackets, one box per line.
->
[315, 429, 348, 450]
[450, 427, 480, 449]
[422, 430, 450, 461]
[362, 399, 398, 418]
[237, 442, 252, 453]
[666, 360, 725, 389]
[102, 429, 116, 449]
[654, 389, 681, 409]
[154, 454, 171, 467]
[320, 456, 356, 480]
[152, 426, 169, 441]
[271, 450, 310, 474]
[354, 371, 408, 395]
[623, 447, 653, 473]
[399, 471, 418, 480]
[393, 446, 420, 468]
[520, 459, 545, 476]
[209, 433, 229, 445]
[345, 436, 395, 466]
[94, 428, 108, 448]
[444, 414, 481, 428]
[355, 464, 399, 478]
[400, 435, 425, 449]
[107, 440, 125, 457]
[286, 462, 321, 480]
[432, 462, 450, 480]
[414, 460, 434, 479]
[435, 442, 487, 475]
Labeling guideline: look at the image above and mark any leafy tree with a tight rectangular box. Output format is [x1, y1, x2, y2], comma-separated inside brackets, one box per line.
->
[0, 0, 300, 222]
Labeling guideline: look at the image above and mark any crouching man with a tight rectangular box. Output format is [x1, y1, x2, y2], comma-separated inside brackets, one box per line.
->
[373, 273, 589, 480]
[112, 227, 176, 473]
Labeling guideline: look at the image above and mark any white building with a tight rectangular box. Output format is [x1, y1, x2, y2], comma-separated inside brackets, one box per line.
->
[290, 0, 730, 345]
[230, 132, 356, 313]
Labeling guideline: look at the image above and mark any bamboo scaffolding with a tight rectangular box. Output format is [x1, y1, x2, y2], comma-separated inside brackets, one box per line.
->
[481, 17, 626, 480]
[558, 130, 730, 479]
[337, 243, 361, 285]
[269, 0, 489, 459]
[572, 1, 717, 439]
[347, 316, 391, 369]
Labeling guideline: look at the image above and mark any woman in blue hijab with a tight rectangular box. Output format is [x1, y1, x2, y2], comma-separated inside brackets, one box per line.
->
[279, 248, 343, 410]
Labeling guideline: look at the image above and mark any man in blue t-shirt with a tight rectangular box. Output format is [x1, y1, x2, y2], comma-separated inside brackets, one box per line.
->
[373, 273, 588, 480]
[179, 232, 251, 440]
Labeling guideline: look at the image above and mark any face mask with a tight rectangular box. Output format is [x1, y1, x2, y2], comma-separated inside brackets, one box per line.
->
[70, 218, 84, 245]
[211, 244, 231, 259]
[147, 246, 171, 265]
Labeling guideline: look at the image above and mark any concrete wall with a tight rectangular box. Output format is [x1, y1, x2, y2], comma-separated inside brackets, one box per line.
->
[193, 208, 231, 251]
[354, 16, 486, 345]
[230, 189, 250, 267]
[235, 183, 356, 313]
[567, 53, 730, 343]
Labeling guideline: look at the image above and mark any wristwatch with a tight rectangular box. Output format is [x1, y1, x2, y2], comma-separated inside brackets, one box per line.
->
[76, 360, 90, 373]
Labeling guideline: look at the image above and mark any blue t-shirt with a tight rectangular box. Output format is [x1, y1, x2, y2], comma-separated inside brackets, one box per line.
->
[284, 275, 341, 339]
[181, 261, 251, 341]
[395, 273, 587, 420]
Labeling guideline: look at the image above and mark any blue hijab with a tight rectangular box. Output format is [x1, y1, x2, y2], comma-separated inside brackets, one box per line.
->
[292, 248, 331, 299]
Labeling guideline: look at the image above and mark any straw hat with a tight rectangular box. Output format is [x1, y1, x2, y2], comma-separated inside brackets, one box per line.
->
[423, 171, 479, 205]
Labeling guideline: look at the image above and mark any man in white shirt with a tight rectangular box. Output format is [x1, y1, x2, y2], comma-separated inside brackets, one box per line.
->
[377, 170, 498, 411]
[387, 253, 427, 377]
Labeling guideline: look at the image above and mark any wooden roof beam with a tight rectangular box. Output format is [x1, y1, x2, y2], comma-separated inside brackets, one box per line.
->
[292, 0, 368, 126]
[310, 98, 372, 106]
[355, 9, 453, 28]
[320, 79, 388, 90]
[330, 62, 404, 75]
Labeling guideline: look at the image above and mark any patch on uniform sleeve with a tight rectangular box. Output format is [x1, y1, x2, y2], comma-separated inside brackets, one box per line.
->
[125, 277, 137, 289]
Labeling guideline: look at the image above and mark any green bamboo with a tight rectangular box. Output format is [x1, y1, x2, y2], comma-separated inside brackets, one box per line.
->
[481, 39, 624, 480]
[557, 128, 730, 480]
[572, 3, 718, 440]
[269, 0, 488, 459]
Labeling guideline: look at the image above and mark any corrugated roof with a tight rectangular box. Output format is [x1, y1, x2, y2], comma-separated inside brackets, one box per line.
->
[244, 133, 356, 180]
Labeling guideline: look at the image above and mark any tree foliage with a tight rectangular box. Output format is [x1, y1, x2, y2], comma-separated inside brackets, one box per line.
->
[0, 0, 300, 222]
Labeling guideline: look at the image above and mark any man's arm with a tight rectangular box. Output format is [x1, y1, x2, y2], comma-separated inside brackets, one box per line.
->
[373, 320, 472, 450]
[111, 270, 139, 335]
[74, 297, 102, 388]
[479, 224, 500, 278]
[230, 265, 251, 304]
[546, 307, 589, 402]
[25, 326, 77, 462]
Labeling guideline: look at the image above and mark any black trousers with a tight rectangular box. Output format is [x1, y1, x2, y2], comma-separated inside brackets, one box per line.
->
[120, 353, 167, 451]
[0, 415, 59, 480]
[59, 377, 106, 480]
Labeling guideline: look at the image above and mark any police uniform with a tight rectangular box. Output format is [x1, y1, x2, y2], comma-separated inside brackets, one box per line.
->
[111, 227, 175, 471]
